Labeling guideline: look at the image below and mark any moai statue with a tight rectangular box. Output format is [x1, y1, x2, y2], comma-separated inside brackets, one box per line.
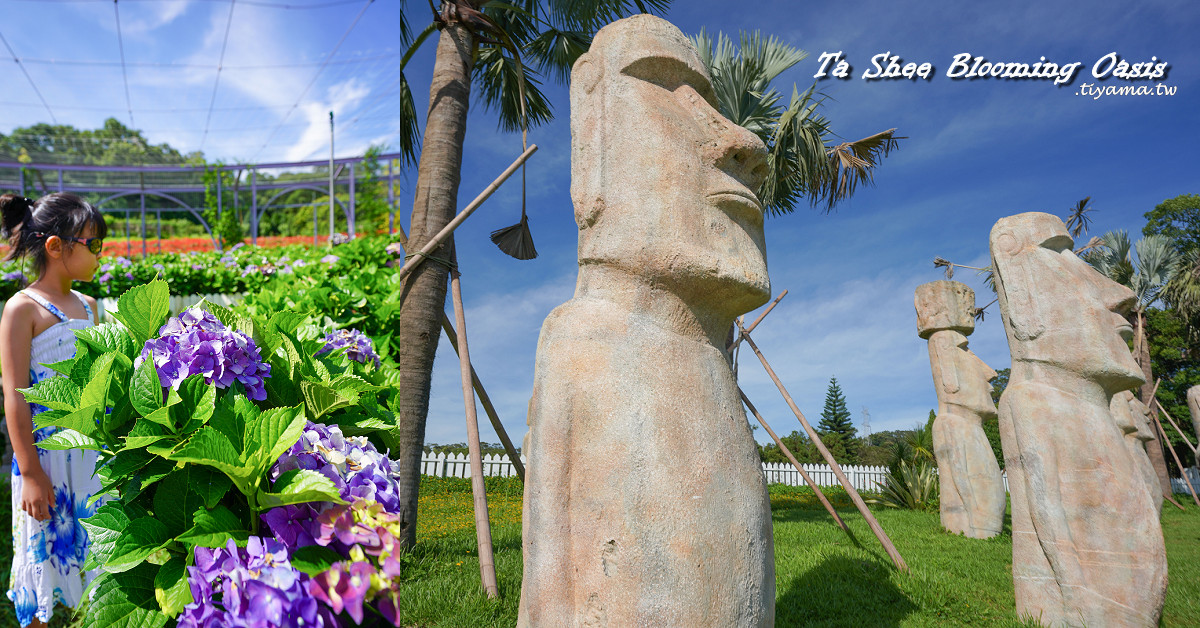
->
[518, 15, 775, 627]
[915, 281, 1006, 539]
[1111, 391, 1165, 516]
[1189, 385, 1200, 471]
[990, 213, 1167, 627]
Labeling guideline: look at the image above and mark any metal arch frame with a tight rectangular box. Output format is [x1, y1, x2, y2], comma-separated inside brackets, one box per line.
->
[255, 184, 349, 243]
[94, 189, 219, 251]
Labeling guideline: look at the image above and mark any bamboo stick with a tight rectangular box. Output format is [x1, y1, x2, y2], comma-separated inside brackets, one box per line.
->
[1153, 398, 1198, 454]
[1150, 400, 1200, 507]
[393, 227, 525, 480]
[727, 290, 788, 353]
[395, 144, 537, 283]
[1153, 413, 1199, 507]
[739, 388, 849, 532]
[736, 321, 908, 572]
[450, 262, 499, 598]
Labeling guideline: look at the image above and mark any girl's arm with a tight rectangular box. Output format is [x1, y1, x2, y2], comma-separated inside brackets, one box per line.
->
[0, 296, 56, 521]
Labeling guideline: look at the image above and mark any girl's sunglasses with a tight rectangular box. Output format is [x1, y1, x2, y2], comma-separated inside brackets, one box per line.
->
[70, 237, 105, 255]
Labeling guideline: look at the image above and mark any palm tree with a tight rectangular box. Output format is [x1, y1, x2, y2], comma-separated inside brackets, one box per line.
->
[1165, 248, 1200, 341]
[385, 1, 671, 548]
[1087, 230, 1181, 495]
[692, 29, 902, 214]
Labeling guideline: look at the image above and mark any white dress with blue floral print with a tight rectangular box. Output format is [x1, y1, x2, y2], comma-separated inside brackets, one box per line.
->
[7, 290, 104, 627]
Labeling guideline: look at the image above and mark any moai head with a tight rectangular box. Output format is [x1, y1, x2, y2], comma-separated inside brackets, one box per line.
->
[569, 15, 770, 316]
[917, 281, 997, 418]
[915, 280, 976, 339]
[1127, 394, 1156, 444]
[989, 213, 1143, 393]
[1111, 390, 1139, 435]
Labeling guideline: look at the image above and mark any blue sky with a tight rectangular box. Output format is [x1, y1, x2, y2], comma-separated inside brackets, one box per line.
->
[2, 0, 1198, 446]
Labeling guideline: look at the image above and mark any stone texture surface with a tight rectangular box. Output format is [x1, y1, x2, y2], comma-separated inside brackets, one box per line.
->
[1189, 385, 1200, 470]
[915, 280, 976, 339]
[916, 281, 1006, 539]
[1112, 391, 1164, 516]
[991, 212, 1167, 627]
[517, 15, 774, 627]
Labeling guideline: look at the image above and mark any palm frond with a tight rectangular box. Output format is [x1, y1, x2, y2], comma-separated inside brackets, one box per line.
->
[524, 27, 590, 84]
[473, 45, 554, 132]
[1063, 196, 1094, 238]
[816, 128, 902, 211]
[1165, 248, 1200, 323]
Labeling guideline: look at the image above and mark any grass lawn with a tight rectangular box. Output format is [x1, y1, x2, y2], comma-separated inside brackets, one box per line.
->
[1, 476, 1196, 627]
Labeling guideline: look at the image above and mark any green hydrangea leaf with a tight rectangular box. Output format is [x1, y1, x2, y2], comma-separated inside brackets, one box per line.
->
[18, 377, 80, 412]
[76, 323, 138, 361]
[112, 279, 171, 345]
[256, 469, 345, 509]
[288, 545, 344, 576]
[84, 563, 168, 628]
[36, 429, 102, 451]
[176, 505, 249, 548]
[153, 554, 192, 619]
[106, 517, 172, 573]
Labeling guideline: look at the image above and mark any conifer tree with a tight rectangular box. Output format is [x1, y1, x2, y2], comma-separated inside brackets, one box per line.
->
[818, 376, 858, 459]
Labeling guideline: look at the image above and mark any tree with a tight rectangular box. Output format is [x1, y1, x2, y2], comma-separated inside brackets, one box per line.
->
[692, 30, 901, 215]
[1144, 193, 1200, 257]
[385, 1, 672, 549]
[818, 377, 857, 460]
[1145, 307, 1200, 470]
[1064, 196, 1095, 239]
[1087, 230, 1181, 494]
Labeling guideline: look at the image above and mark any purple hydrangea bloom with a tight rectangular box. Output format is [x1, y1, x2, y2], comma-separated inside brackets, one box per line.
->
[294, 259, 309, 268]
[115, 256, 133, 267]
[124, 272, 134, 280]
[134, 307, 271, 400]
[321, 254, 339, 264]
[384, 242, 405, 258]
[315, 329, 380, 367]
[264, 422, 402, 552]
[308, 560, 373, 624]
[178, 538, 337, 628]
[192, 264, 205, 271]
[3, 270, 25, 282]
[152, 263, 164, 270]
[97, 272, 113, 284]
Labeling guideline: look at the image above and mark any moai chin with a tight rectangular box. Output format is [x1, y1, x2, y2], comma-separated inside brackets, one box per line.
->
[990, 212, 1167, 627]
[1111, 391, 1164, 516]
[518, 14, 774, 627]
[915, 280, 1006, 539]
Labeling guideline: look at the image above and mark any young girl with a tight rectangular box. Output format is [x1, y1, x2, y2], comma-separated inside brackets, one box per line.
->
[0, 193, 106, 628]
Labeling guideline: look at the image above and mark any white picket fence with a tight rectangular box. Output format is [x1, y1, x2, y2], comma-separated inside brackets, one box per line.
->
[1171, 468, 1200, 494]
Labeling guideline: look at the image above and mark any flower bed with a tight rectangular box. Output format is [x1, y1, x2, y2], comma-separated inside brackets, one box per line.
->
[21, 279, 414, 627]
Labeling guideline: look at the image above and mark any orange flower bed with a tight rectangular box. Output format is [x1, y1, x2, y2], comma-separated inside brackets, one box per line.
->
[99, 235, 319, 257]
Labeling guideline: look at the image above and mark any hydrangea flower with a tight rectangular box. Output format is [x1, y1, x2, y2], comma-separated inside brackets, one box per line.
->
[294, 259, 309, 268]
[178, 537, 336, 628]
[152, 263, 164, 270]
[306, 503, 409, 626]
[3, 270, 26, 282]
[329, 233, 350, 246]
[315, 329, 380, 367]
[384, 242, 405, 257]
[135, 307, 272, 400]
[115, 256, 133, 267]
[321, 254, 340, 264]
[263, 423, 402, 551]
[97, 272, 113, 284]
[124, 272, 134, 281]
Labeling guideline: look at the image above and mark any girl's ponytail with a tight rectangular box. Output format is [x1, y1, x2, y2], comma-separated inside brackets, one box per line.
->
[0, 194, 34, 238]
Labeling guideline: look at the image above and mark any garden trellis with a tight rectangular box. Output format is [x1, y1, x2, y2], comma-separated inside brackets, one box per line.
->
[0, 152, 407, 254]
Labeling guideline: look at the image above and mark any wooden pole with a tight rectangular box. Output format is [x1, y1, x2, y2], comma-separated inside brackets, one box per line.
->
[736, 320, 909, 572]
[395, 145, 537, 283]
[740, 388, 848, 532]
[1146, 393, 1199, 507]
[450, 259, 499, 598]
[1153, 398, 1198, 454]
[440, 315, 525, 481]
[392, 226, 525, 479]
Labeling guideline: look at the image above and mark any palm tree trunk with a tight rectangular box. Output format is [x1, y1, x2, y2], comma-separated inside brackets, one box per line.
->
[1137, 310, 1174, 499]
[388, 18, 476, 549]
